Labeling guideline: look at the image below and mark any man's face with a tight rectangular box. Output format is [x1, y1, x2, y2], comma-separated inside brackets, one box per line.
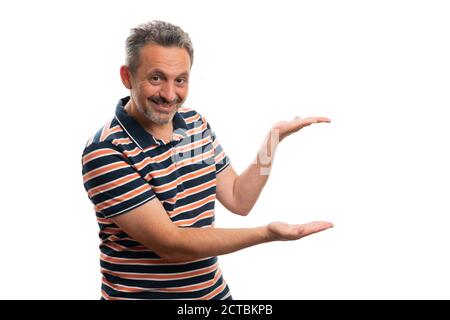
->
[128, 44, 191, 125]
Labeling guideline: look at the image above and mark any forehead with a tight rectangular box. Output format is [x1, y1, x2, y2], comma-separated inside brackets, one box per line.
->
[138, 44, 191, 75]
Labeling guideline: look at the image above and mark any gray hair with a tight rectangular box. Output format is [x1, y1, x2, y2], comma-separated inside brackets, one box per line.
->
[125, 20, 194, 75]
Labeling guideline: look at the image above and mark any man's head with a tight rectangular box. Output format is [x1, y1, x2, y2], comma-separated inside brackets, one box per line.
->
[120, 21, 193, 126]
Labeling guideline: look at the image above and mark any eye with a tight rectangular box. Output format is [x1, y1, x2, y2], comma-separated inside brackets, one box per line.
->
[149, 74, 162, 84]
[176, 78, 187, 86]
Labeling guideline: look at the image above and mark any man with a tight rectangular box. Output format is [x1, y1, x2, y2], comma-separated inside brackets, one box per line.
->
[82, 20, 333, 300]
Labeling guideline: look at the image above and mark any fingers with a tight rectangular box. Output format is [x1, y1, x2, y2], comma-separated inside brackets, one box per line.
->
[298, 221, 334, 238]
[285, 117, 330, 133]
[272, 115, 331, 142]
[296, 116, 331, 125]
[268, 221, 333, 241]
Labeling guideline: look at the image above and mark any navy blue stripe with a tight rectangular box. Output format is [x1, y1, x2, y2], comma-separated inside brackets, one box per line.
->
[101, 193, 154, 218]
[101, 274, 228, 300]
[190, 217, 215, 228]
[104, 270, 216, 289]
[175, 185, 216, 208]
[100, 256, 218, 274]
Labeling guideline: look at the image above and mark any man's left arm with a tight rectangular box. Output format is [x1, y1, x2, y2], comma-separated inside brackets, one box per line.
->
[216, 116, 330, 216]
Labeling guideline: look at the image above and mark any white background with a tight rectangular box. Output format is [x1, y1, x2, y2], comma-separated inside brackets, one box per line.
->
[0, 0, 449, 299]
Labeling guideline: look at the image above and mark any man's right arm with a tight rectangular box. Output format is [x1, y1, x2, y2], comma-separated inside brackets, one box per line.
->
[111, 197, 333, 262]
[82, 142, 333, 262]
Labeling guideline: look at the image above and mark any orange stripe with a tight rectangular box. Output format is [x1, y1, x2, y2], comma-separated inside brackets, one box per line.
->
[176, 137, 210, 153]
[170, 194, 216, 218]
[83, 148, 120, 165]
[153, 153, 217, 193]
[103, 242, 148, 253]
[96, 217, 111, 224]
[201, 282, 226, 300]
[101, 269, 223, 296]
[183, 113, 200, 124]
[112, 137, 133, 145]
[143, 268, 222, 293]
[101, 288, 122, 300]
[101, 253, 163, 265]
[102, 277, 145, 293]
[184, 122, 208, 136]
[152, 178, 179, 193]
[215, 151, 226, 163]
[123, 147, 142, 158]
[178, 148, 215, 167]
[104, 234, 137, 243]
[135, 137, 210, 170]
[178, 179, 216, 198]
[95, 183, 150, 211]
[143, 144, 160, 153]
[100, 120, 112, 142]
[100, 253, 210, 266]
[143, 161, 176, 179]
[88, 173, 139, 198]
[174, 210, 214, 227]
[83, 161, 129, 182]
[142, 149, 171, 164]
[145, 154, 215, 183]
[142, 136, 210, 166]
[103, 126, 122, 141]
[102, 227, 122, 235]
[163, 179, 216, 204]
[180, 164, 215, 181]
[101, 262, 217, 281]
[136, 139, 214, 178]
[141, 134, 209, 165]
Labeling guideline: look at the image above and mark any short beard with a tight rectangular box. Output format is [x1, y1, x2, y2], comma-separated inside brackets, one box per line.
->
[138, 102, 180, 125]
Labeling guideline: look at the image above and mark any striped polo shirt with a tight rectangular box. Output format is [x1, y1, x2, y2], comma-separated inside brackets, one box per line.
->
[82, 96, 232, 300]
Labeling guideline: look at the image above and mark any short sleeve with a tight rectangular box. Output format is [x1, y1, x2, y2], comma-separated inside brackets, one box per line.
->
[81, 143, 156, 218]
[205, 121, 231, 174]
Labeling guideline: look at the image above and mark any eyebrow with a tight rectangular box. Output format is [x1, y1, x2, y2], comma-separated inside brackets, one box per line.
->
[148, 68, 189, 78]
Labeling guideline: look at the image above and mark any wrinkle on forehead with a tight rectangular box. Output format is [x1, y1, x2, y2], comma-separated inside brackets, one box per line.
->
[138, 44, 191, 77]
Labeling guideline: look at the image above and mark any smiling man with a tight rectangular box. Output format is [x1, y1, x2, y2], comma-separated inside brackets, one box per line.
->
[81, 20, 333, 300]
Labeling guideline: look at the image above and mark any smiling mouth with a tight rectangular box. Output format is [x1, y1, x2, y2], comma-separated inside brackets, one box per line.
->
[152, 102, 175, 114]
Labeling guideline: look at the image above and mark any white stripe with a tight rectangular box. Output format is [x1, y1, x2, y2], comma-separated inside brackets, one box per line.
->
[216, 161, 231, 174]
[163, 179, 216, 205]
[83, 148, 122, 165]
[89, 173, 139, 198]
[102, 195, 156, 218]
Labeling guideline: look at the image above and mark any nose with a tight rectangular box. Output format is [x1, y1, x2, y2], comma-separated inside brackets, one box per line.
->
[159, 82, 177, 103]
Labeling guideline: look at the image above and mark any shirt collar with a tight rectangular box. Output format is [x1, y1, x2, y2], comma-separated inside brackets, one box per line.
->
[114, 96, 189, 150]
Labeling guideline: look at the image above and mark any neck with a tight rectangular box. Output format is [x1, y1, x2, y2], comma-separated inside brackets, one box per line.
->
[124, 99, 173, 142]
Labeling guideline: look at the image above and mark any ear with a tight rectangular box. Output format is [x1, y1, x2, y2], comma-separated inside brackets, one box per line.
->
[120, 65, 132, 89]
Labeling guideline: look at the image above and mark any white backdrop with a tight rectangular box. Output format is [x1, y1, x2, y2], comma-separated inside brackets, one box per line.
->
[0, 0, 449, 299]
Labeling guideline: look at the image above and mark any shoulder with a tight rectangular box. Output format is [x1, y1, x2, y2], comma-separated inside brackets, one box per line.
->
[82, 117, 130, 163]
[83, 117, 128, 150]
[177, 107, 209, 128]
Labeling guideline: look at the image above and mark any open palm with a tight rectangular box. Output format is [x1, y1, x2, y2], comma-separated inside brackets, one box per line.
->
[267, 221, 333, 241]
[272, 116, 330, 141]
